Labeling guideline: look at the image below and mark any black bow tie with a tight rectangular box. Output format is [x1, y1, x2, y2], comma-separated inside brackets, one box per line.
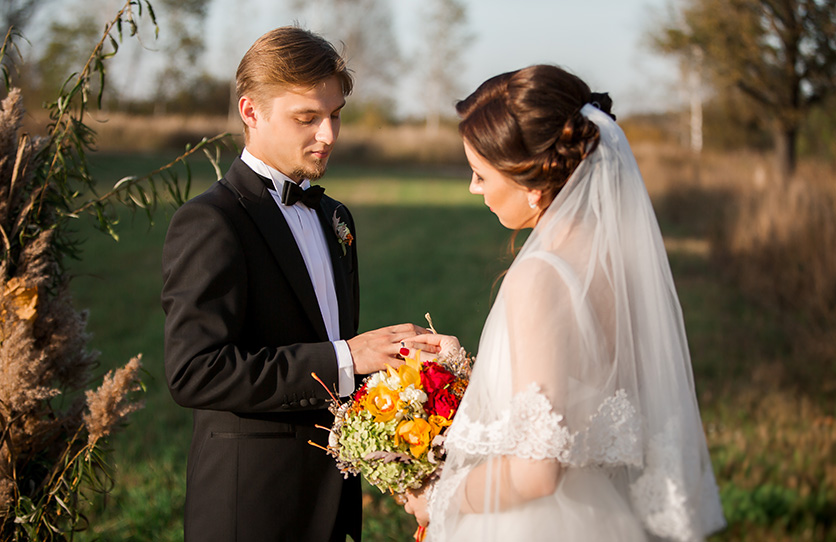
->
[281, 181, 325, 208]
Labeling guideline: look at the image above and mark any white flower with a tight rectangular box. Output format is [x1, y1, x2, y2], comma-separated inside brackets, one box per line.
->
[384, 374, 401, 390]
[400, 385, 428, 407]
[367, 372, 386, 389]
[365, 372, 400, 393]
[332, 209, 354, 255]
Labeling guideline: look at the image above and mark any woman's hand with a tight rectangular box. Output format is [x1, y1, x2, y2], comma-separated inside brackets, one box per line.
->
[401, 333, 461, 362]
[404, 489, 430, 527]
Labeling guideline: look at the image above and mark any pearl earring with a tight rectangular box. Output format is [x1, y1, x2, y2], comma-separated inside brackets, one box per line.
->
[528, 199, 538, 209]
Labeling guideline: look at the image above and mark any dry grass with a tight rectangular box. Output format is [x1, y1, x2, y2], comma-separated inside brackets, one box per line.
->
[333, 123, 465, 166]
[632, 140, 836, 363]
[23, 112, 468, 166]
[709, 161, 836, 371]
[630, 141, 836, 540]
[23, 111, 240, 152]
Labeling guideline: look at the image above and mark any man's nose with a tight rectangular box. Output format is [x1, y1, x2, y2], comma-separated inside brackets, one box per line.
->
[316, 119, 337, 145]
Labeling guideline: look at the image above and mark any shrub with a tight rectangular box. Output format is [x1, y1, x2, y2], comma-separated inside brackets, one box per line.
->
[0, 3, 229, 538]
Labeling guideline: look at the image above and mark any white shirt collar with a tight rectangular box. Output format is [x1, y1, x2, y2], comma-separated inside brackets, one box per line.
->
[240, 148, 312, 193]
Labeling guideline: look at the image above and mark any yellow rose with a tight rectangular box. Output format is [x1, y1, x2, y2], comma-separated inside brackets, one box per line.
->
[365, 385, 399, 422]
[398, 363, 421, 389]
[396, 418, 433, 458]
[428, 414, 451, 436]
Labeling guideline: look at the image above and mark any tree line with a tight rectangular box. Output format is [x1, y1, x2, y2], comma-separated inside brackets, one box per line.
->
[653, 0, 836, 180]
[2, 0, 470, 127]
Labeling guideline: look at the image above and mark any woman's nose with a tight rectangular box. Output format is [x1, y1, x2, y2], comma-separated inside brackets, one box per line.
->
[469, 177, 482, 195]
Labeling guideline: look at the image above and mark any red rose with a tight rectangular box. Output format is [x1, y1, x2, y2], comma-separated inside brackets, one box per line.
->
[420, 362, 456, 394]
[425, 388, 459, 418]
[353, 382, 368, 402]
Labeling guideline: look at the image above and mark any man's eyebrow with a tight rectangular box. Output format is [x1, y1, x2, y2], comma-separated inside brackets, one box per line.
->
[290, 100, 346, 115]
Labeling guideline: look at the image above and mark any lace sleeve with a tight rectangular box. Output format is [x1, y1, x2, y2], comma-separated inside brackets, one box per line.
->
[445, 383, 642, 468]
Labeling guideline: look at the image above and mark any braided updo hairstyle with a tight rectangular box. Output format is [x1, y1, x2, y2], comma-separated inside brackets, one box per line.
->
[456, 65, 615, 207]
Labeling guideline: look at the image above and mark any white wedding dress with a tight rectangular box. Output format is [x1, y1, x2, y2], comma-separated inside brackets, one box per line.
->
[426, 106, 726, 542]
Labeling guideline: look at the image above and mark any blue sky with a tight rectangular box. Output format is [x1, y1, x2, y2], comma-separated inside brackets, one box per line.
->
[202, 0, 682, 118]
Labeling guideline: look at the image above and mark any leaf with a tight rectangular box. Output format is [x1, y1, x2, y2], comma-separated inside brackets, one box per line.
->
[113, 175, 138, 190]
[108, 33, 119, 54]
[203, 146, 223, 180]
[96, 205, 119, 242]
[2, 277, 38, 322]
[54, 494, 72, 515]
[146, 1, 158, 28]
[127, 185, 149, 209]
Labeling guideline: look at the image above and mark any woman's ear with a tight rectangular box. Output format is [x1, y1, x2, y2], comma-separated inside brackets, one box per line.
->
[527, 189, 543, 210]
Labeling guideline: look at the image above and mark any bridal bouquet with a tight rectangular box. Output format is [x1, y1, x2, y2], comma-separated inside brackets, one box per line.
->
[311, 337, 472, 496]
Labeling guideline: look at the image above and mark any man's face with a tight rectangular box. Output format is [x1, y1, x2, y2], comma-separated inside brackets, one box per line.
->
[244, 75, 345, 182]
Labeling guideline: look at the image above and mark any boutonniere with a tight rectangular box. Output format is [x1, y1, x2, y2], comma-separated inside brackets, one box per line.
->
[332, 209, 354, 255]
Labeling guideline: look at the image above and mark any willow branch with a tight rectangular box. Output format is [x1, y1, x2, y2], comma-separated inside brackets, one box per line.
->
[38, 1, 146, 215]
[69, 132, 232, 217]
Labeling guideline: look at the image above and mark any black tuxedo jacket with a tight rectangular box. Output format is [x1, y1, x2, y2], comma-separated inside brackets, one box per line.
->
[161, 157, 362, 541]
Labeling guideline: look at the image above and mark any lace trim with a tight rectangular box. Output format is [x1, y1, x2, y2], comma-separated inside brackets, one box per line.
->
[629, 421, 726, 542]
[445, 384, 642, 467]
[427, 468, 468, 542]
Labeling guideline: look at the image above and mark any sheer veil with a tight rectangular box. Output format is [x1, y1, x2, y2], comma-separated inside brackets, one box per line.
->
[427, 105, 726, 541]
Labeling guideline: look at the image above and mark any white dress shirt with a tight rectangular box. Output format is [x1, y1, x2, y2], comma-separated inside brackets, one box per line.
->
[241, 149, 355, 397]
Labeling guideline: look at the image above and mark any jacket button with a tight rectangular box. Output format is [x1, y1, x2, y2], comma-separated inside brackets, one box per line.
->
[309, 397, 319, 406]
[299, 399, 309, 407]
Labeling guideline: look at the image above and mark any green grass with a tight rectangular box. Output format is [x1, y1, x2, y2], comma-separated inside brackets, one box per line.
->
[64, 153, 834, 541]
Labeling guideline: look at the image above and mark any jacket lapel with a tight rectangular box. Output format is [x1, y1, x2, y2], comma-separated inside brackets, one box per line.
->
[317, 199, 355, 340]
[222, 158, 329, 341]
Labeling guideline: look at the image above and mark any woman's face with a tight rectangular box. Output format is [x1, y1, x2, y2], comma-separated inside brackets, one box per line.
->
[464, 140, 540, 230]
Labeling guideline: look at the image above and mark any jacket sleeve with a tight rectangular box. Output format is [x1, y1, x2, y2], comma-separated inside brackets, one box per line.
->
[161, 196, 342, 413]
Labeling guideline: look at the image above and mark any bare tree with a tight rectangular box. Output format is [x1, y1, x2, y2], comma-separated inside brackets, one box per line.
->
[151, 0, 209, 114]
[0, 0, 49, 32]
[653, 0, 836, 182]
[417, 0, 469, 134]
[34, 16, 100, 96]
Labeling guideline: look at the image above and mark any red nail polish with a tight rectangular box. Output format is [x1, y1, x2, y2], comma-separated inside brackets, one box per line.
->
[399, 347, 410, 356]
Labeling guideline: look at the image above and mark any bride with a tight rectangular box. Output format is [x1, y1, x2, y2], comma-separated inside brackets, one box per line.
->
[402, 65, 726, 541]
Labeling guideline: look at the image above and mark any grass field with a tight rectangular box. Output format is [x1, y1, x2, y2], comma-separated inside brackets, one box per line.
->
[65, 151, 834, 541]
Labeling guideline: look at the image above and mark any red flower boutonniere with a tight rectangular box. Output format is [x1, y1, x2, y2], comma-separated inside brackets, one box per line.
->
[332, 210, 354, 256]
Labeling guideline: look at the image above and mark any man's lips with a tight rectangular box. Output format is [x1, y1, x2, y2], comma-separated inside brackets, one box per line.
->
[311, 149, 331, 160]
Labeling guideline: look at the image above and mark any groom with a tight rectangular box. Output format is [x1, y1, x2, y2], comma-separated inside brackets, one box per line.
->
[161, 27, 426, 541]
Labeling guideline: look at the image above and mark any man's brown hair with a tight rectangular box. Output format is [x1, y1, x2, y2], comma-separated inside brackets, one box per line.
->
[236, 26, 353, 116]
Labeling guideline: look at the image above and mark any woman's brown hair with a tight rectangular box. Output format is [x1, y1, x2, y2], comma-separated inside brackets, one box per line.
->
[456, 65, 614, 207]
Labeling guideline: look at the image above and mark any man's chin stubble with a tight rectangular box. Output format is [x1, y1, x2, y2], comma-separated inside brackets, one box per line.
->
[292, 158, 327, 182]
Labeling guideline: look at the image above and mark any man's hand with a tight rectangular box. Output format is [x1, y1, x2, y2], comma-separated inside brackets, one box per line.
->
[348, 323, 436, 374]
